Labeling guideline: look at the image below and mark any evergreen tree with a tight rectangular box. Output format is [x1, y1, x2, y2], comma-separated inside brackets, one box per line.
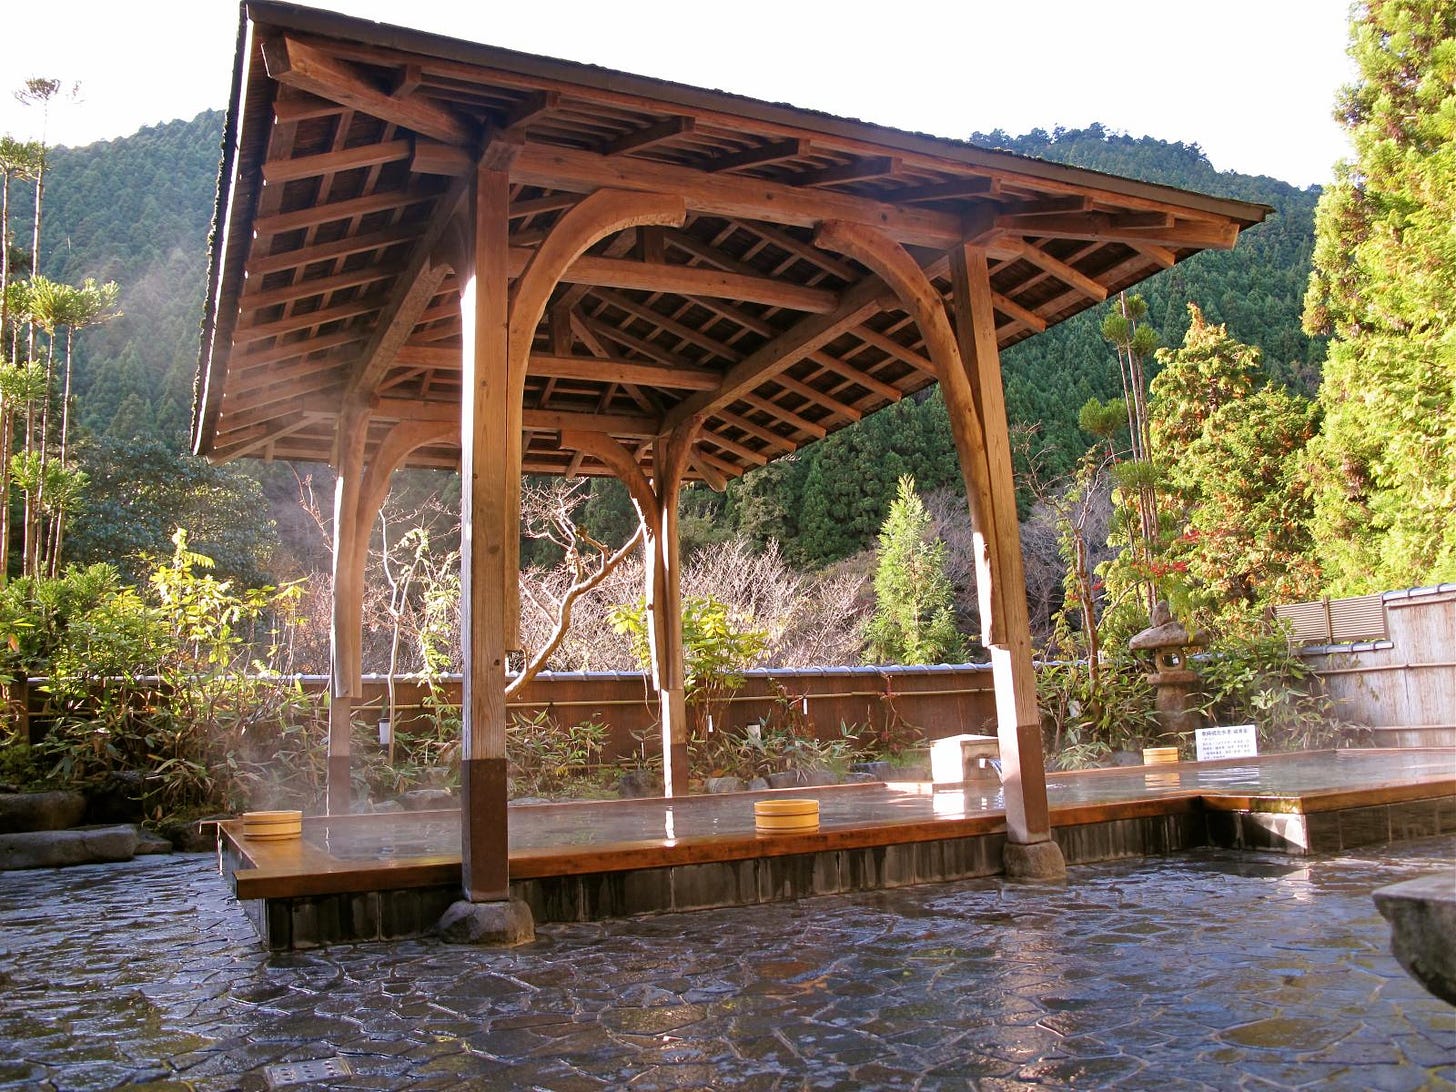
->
[864, 476, 963, 665]
[1302, 0, 1456, 592]
[1150, 307, 1322, 614]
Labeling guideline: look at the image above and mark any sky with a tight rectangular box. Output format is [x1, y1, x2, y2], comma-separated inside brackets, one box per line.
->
[0, 0, 1355, 189]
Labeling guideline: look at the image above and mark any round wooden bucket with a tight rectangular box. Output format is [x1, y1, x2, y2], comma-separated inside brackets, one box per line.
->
[1142, 746, 1180, 765]
[754, 797, 820, 834]
[242, 809, 303, 841]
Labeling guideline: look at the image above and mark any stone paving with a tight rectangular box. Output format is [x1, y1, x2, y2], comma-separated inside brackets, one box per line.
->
[0, 838, 1452, 1090]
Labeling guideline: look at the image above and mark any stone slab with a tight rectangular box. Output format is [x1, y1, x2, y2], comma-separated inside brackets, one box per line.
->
[0, 825, 139, 870]
[1374, 870, 1456, 1006]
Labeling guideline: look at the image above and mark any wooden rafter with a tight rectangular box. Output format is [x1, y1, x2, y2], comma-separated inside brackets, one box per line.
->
[262, 35, 476, 146]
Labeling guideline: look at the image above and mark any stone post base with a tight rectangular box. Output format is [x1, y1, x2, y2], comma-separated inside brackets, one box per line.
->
[1003, 838, 1067, 881]
[438, 897, 536, 946]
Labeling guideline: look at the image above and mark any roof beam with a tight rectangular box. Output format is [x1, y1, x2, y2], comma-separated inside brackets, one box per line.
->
[706, 138, 810, 174]
[502, 90, 560, 131]
[246, 223, 419, 276]
[849, 324, 936, 377]
[740, 392, 827, 439]
[235, 300, 375, 345]
[774, 372, 862, 422]
[253, 188, 428, 237]
[506, 247, 840, 312]
[511, 142, 966, 249]
[1000, 238, 1108, 302]
[346, 175, 470, 398]
[990, 291, 1048, 332]
[794, 156, 898, 188]
[604, 116, 694, 157]
[243, 265, 395, 310]
[393, 343, 721, 390]
[261, 139, 413, 183]
[995, 211, 1239, 250]
[261, 35, 476, 146]
[659, 273, 894, 431]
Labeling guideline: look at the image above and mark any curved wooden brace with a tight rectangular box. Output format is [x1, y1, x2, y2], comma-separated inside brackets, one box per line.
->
[350, 418, 458, 578]
[500, 188, 687, 640]
[812, 218, 1005, 642]
[559, 430, 656, 518]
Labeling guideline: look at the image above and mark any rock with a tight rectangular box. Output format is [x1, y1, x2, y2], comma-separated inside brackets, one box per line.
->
[1130, 620, 1192, 650]
[0, 791, 87, 834]
[400, 788, 457, 811]
[83, 772, 144, 824]
[133, 827, 174, 855]
[705, 776, 743, 794]
[852, 761, 895, 781]
[438, 898, 535, 946]
[746, 777, 769, 792]
[1108, 750, 1144, 767]
[154, 814, 225, 853]
[768, 769, 839, 789]
[1003, 839, 1067, 882]
[617, 770, 662, 799]
[1374, 872, 1456, 1005]
[0, 825, 139, 870]
[370, 799, 405, 813]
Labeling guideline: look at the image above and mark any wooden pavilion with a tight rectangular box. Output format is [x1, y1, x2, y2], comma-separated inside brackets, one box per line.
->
[194, 0, 1269, 907]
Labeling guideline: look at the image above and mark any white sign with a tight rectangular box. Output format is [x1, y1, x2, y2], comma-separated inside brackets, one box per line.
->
[1196, 724, 1259, 761]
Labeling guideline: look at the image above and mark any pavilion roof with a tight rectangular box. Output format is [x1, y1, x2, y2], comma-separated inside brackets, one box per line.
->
[193, 0, 1270, 480]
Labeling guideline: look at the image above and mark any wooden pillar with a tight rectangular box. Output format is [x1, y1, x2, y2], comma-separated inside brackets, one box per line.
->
[649, 428, 696, 797]
[810, 219, 1054, 850]
[457, 161, 512, 902]
[949, 243, 1053, 846]
[327, 397, 370, 816]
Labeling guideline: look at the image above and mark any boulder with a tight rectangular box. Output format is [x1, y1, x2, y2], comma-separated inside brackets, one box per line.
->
[705, 776, 744, 794]
[0, 825, 139, 870]
[400, 788, 457, 811]
[83, 772, 145, 824]
[0, 791, 87, 834]
[617, 770, 662, 799]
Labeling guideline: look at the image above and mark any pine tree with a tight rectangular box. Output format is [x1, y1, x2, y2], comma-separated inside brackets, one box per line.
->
[1302, 0, 1456, 592]
[864, 475, 963, 665]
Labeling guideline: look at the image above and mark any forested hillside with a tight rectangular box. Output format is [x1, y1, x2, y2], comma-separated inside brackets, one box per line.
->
[711, 126, 1325, 567]
[28, 114, 1321, 578]
[39, 110, 222, 444]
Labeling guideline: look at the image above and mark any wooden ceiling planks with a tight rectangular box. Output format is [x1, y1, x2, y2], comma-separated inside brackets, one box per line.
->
[195, 1, 1269, 482]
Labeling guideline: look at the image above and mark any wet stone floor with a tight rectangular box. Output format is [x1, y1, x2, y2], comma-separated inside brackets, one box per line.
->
[0, 838, 1452, 1091]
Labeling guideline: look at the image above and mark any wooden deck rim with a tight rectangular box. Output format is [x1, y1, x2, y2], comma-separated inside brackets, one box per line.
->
[225, 757, 1455, 901]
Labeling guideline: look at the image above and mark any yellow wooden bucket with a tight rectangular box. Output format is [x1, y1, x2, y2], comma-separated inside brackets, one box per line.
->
[754, 798, 820, 834]
[1142, 746, 1180, 765]
[242, 809, 303, 841]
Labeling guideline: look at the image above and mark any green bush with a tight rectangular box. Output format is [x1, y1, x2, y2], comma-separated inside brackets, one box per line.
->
[507, 709, 610, 798]
[1195, 633, 1345, 752]
[2, 530, 324, 818]
[1037, 656, 1161, 769]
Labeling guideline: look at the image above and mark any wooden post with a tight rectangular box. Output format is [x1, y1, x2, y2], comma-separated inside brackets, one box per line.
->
[808, 220, 1057, 869]
[949, 243, 1054, 848]
[327, 397, 370, 816]
[650, 427, 696, 796]
[457, 162, 512, 902]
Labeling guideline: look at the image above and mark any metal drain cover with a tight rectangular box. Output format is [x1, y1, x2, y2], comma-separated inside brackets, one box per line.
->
[264, 1057, 353, 1087]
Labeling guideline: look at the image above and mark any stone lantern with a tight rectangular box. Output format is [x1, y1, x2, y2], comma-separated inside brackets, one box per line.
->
[1129, 601, 1206, 745]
